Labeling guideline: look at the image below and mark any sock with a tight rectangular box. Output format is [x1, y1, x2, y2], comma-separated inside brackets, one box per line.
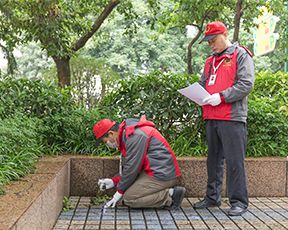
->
[169, 188, 174, 196]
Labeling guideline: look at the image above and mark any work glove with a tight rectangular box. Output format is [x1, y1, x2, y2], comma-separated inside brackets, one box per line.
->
[203, 93, 221, 106]
[98, 178, 114, 191]
[104, 191, 123, 208]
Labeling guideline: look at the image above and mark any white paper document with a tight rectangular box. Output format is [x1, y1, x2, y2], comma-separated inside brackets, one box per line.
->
[178, 82, 210, 106]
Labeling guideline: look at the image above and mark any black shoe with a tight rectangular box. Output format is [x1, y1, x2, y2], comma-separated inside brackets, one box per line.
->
[193, 199, 221, 209]
[171, 186, 186, 209]
[227, 206, 247, 216]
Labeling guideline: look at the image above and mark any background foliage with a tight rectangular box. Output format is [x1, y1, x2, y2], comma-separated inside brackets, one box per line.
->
[0, 77, 73, 119]
[83, 0, 187, 76]
[247, 71, 288, 156]
[0, 70, 287, 193]
[0, 0, 287, 193]
[44, 56, 120, 108]
[100, 71, 288, 157]
[1, 0, 287, 79]
[1, 71, 286, 160]
[0, 114, 43, 190]
[100, 72, 207, 155]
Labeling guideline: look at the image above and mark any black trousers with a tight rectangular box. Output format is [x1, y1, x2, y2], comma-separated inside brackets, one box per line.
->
[205, 120, 248, 208]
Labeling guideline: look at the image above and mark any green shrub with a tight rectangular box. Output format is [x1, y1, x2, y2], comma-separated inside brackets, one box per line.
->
[0, 114, 44, 187]
[0, 77, 116, 156]
[40, 108, 118, 155]
[251, 71, 288, 115]
[0, 71, 287, 168]
[247, 98, 288, 157]
[169, 134, 207, 157]
[247, 71, 288, 156]
[252, 71, 288, 99]
[101, 71, 288, 157]
[101, 71, 207, 155]
[0, 76, 74, 119]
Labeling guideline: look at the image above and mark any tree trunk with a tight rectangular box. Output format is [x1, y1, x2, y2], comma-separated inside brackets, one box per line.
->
[53, 0, 120, 87]
[53, 56, 71, 87]
[187, 30, 202, 74]
[187, 43, 193, 74]
[233, 0, 243, 43]
[0, 43, 17, 75]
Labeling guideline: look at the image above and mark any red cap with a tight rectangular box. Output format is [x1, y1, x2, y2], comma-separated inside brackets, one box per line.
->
[200, 21, 227, 43]
[93, 119, 116, 144]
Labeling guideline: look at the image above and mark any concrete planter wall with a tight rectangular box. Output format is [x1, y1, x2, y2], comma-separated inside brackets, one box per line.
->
[1, 155, 287, 229]
[70, 156, 288, 197]
[0, 156, 70, 230]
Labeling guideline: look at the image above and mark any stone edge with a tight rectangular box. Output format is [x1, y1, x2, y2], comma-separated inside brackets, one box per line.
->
[0, 155, 70, 230]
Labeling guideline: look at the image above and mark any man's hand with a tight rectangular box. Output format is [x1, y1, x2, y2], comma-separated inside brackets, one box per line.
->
[98, 178, 114, 191]
[203, 93, 221, 106]
[104, 191, 123, 208]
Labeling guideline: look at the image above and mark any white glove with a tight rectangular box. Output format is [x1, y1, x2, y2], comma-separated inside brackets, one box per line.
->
[104, 191, 123, 208]
[203, 93, 221, 106]
[98, 178, 114, 191]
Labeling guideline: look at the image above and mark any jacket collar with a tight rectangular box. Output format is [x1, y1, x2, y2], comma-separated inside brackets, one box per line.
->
[118, 115, 155, 154]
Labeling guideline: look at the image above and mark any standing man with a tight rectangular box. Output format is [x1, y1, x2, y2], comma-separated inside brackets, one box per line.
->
[193, 21, 254, 216]
[93, 115, 186, 209]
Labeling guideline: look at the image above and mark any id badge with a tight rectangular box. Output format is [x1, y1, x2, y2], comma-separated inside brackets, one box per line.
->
[208, 74, 217, 85]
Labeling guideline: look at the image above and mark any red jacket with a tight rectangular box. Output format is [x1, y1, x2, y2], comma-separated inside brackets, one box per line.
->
[112, 116, 180, 194]
[200, 45, 254, 123]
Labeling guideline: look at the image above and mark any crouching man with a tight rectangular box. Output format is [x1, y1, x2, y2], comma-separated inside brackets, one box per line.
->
[93, 115, 186, 209]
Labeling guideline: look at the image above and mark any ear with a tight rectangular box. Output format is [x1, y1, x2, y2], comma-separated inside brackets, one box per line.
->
[107, 131, 114, 137]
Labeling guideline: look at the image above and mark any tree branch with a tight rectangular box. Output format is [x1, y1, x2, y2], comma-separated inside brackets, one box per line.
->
[0, 42, 17, 75]
[72, 0, 120, 52]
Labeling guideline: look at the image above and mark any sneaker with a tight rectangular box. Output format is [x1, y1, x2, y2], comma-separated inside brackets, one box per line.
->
[171, 186, 186, 209]
[193, 199, 221, 209]
[227, 206, 247, 216]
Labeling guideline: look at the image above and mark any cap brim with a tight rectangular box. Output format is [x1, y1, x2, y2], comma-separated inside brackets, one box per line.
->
[199, 34, 218, 43]
[95, 138, 102, 147]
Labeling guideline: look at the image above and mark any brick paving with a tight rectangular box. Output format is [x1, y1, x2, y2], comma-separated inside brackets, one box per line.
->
[53, 197, 288, 230]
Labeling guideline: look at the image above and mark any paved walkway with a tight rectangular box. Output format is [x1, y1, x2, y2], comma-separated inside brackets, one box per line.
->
[53, 197, 288, 230]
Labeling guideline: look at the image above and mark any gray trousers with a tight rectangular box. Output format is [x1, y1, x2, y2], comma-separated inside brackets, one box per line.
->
[123, 172, 176, 208]
[205, 120, 249, 208]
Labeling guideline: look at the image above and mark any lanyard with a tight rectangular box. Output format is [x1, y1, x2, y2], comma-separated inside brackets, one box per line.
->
[212, 57, 225, 74]
[119, 154, 122, 176]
